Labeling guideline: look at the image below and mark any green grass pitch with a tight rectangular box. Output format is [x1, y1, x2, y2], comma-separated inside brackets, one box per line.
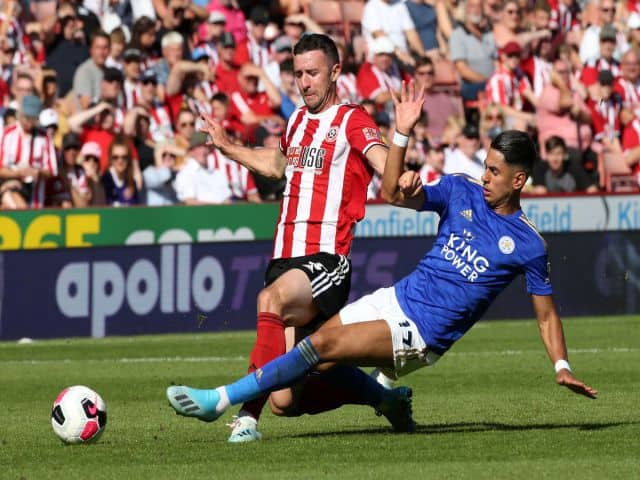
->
[1, 315, 638, 480]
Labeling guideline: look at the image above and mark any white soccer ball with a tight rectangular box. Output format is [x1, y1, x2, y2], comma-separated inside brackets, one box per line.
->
[51, 385, 107, 444]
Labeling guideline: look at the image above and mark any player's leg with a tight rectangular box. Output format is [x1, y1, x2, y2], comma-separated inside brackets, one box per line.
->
[167, 318, 395, 421]
[229, 268, 319, 442]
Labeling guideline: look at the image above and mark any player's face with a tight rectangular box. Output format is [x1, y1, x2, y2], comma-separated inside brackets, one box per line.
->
[481, 148, 526, 209]
[294, 49, 340, 113]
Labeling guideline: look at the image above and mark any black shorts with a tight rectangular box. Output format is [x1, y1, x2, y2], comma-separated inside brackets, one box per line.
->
[264, 252, 352, 319]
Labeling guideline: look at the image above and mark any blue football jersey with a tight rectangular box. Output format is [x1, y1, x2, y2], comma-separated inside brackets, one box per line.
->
[394, 174, 552, 355]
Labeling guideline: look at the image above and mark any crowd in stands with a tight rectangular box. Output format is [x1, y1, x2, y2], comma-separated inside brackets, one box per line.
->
[1, 0, 639, 210]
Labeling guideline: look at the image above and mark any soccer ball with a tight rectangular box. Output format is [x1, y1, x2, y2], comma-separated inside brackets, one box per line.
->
[51, 385, 107, 444]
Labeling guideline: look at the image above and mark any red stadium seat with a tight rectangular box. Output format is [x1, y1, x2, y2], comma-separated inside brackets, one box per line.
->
[308, 1, 345, 40]
[341, 1, 365, 42]
[601, 151, 640, 192]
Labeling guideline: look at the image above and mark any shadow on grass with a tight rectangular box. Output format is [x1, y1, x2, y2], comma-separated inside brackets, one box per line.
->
[289, 420, 638, 438]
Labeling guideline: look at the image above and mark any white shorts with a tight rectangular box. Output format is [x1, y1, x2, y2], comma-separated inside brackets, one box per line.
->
[339, 286, 441, 378]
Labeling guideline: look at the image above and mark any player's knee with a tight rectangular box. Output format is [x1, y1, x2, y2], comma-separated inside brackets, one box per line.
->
[268, 393, 300, 417]
[257, 286, 284, 314]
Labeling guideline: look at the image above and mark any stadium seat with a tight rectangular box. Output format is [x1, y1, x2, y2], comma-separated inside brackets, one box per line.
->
[432, 59, 460, 94]
[601, 151, 640, 192]
[308, 1, 345, 40]
[341, 1, 365, 42]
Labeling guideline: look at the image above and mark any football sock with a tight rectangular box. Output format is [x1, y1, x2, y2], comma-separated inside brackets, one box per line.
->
[294, 368, 371, 416]
[321, 365, 386, 407]
[223, 337, 320, 407]
[241, 312, 286, 420]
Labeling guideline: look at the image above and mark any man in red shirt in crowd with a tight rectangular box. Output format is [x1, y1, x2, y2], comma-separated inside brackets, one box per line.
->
[229, 63, 282, 142]
[356, 36, 409, 107]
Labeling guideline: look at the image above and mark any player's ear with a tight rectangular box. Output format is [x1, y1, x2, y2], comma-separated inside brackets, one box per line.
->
[330, 62, 341, 82]
[513, 170, 528, 190]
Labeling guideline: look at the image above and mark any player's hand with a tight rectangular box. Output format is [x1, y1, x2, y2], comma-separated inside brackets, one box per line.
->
[199, 112, 230, 151]
[398, 170, 423, 198]
[390, 80, 426, 136]
[556, 369, 598, 399]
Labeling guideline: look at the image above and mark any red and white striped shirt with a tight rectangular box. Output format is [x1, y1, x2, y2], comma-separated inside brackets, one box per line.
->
[274, 104, 385, 259]
[337, 73, 361, 104]
[485, 65, 532, 110]
[208, 148, 257, 200]
[586, 95, 622, 140]
[521, 56, 552, 98]
[614, 77, 640, 116]
[124, 80, 140, 110]
[621, 118, 640, 182]
[419, 163, 441, 185]
[147, 103, 174, 142]
[0, 123, 58, 207]
[356, 62, 408, 100]
[548, 0, 579, 33]
[580, 57, 621, 87]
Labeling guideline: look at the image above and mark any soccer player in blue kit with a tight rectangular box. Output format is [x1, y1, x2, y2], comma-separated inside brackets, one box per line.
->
[167, 82, 597, 430]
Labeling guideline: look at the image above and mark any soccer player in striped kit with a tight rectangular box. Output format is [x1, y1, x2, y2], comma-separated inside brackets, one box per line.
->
[195, 33, 413, 442]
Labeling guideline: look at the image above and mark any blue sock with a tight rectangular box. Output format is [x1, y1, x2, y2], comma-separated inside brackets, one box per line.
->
[225, 337, 320, 406]
[321, 365, 387, 407]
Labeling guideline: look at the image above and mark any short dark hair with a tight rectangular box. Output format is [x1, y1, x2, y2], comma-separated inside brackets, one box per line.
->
[415, 56, 434, 69]
[90, 30, 110, 47]
[544, 135, 567, 153]
[293, 34, 339, 67]
[279, 58, 294, 73]
[211, 92, 228, 105]
[490, 130, 536, 175]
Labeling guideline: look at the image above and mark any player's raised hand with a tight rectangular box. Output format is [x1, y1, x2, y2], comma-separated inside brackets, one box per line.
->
[199, 112, 230, 150]
[398, 171, 423, 198]
[556, 369, 598, 399]
[390, 80, 426, 136]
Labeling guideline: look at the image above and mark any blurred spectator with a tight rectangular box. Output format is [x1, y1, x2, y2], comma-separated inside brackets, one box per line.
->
[39, 108, 59, 146]
[614, 49, 640, 125]
[78, 141, 107, 205]
[235, 6, 271, 67]
[47, 132, 91, 208]
[414, 56, 463, 143]
[278, 59, 302, 119]
[196, 11, 226, 65]
[626, 13, 640, 53]
[229, 63, 282, 142]
[143, 141, 185, 205]
[265, 36, 294, 89]
[485, 41, 536, 129]
[492, 0, 551, 49]
[153, 31, 185, 102]
[479, 103, 506, 151]
[11, 73, 36, 108]
[406, 0, 441, 56]
[336, 42, 361, 105]
[123, 48, 143, 109]
[536, 58, 592, 157]
[69, 102, 116, 172]
[208, 144, 261, 203]
[105, 27, 127, 70]
[548, 0, 580, 35]
[101, 136, 140, 206]
[45, 4, 89, 97]
[165, 54, 211, 121]
[419, 139, 445, 184]
[580, 0, 624, 63]
[356, 36, 408, 107]
[586, 70, 622, 142]
[362, 0, 426, 65]
[620, 115, 640, 183]
[123, 106, 155, 171]
[531, 136, 598, 194]
[73, 30, 110, 110]
[580, 23, 621, 98]
[174, 108, 196, 164]
[130, 16, 160, 68]
[215, 31, 241, 93]
[208, 0, 248, 44]
[138, 69, 174, 142]
[449, 0, 496, 105]
[174, 131, 232, 204]
[0, 95, 57, 209]
[444, 123, 484, 179]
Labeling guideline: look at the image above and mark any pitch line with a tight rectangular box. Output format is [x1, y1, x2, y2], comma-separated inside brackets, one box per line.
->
[0, 348, 636, 365]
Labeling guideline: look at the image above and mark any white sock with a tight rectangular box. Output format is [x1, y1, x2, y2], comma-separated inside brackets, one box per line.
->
[215, 387, 230, 413]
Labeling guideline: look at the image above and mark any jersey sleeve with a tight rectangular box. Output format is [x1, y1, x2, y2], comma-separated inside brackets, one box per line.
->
[420, 173, 454, 214]
[524, 253, 553, 295]
[345, 107, 386, 155]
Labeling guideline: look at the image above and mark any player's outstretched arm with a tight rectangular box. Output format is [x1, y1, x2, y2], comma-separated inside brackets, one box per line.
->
[531, 294, 598, 399]
[380, 80, 426, 210]
[199, 112, 286, 179]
